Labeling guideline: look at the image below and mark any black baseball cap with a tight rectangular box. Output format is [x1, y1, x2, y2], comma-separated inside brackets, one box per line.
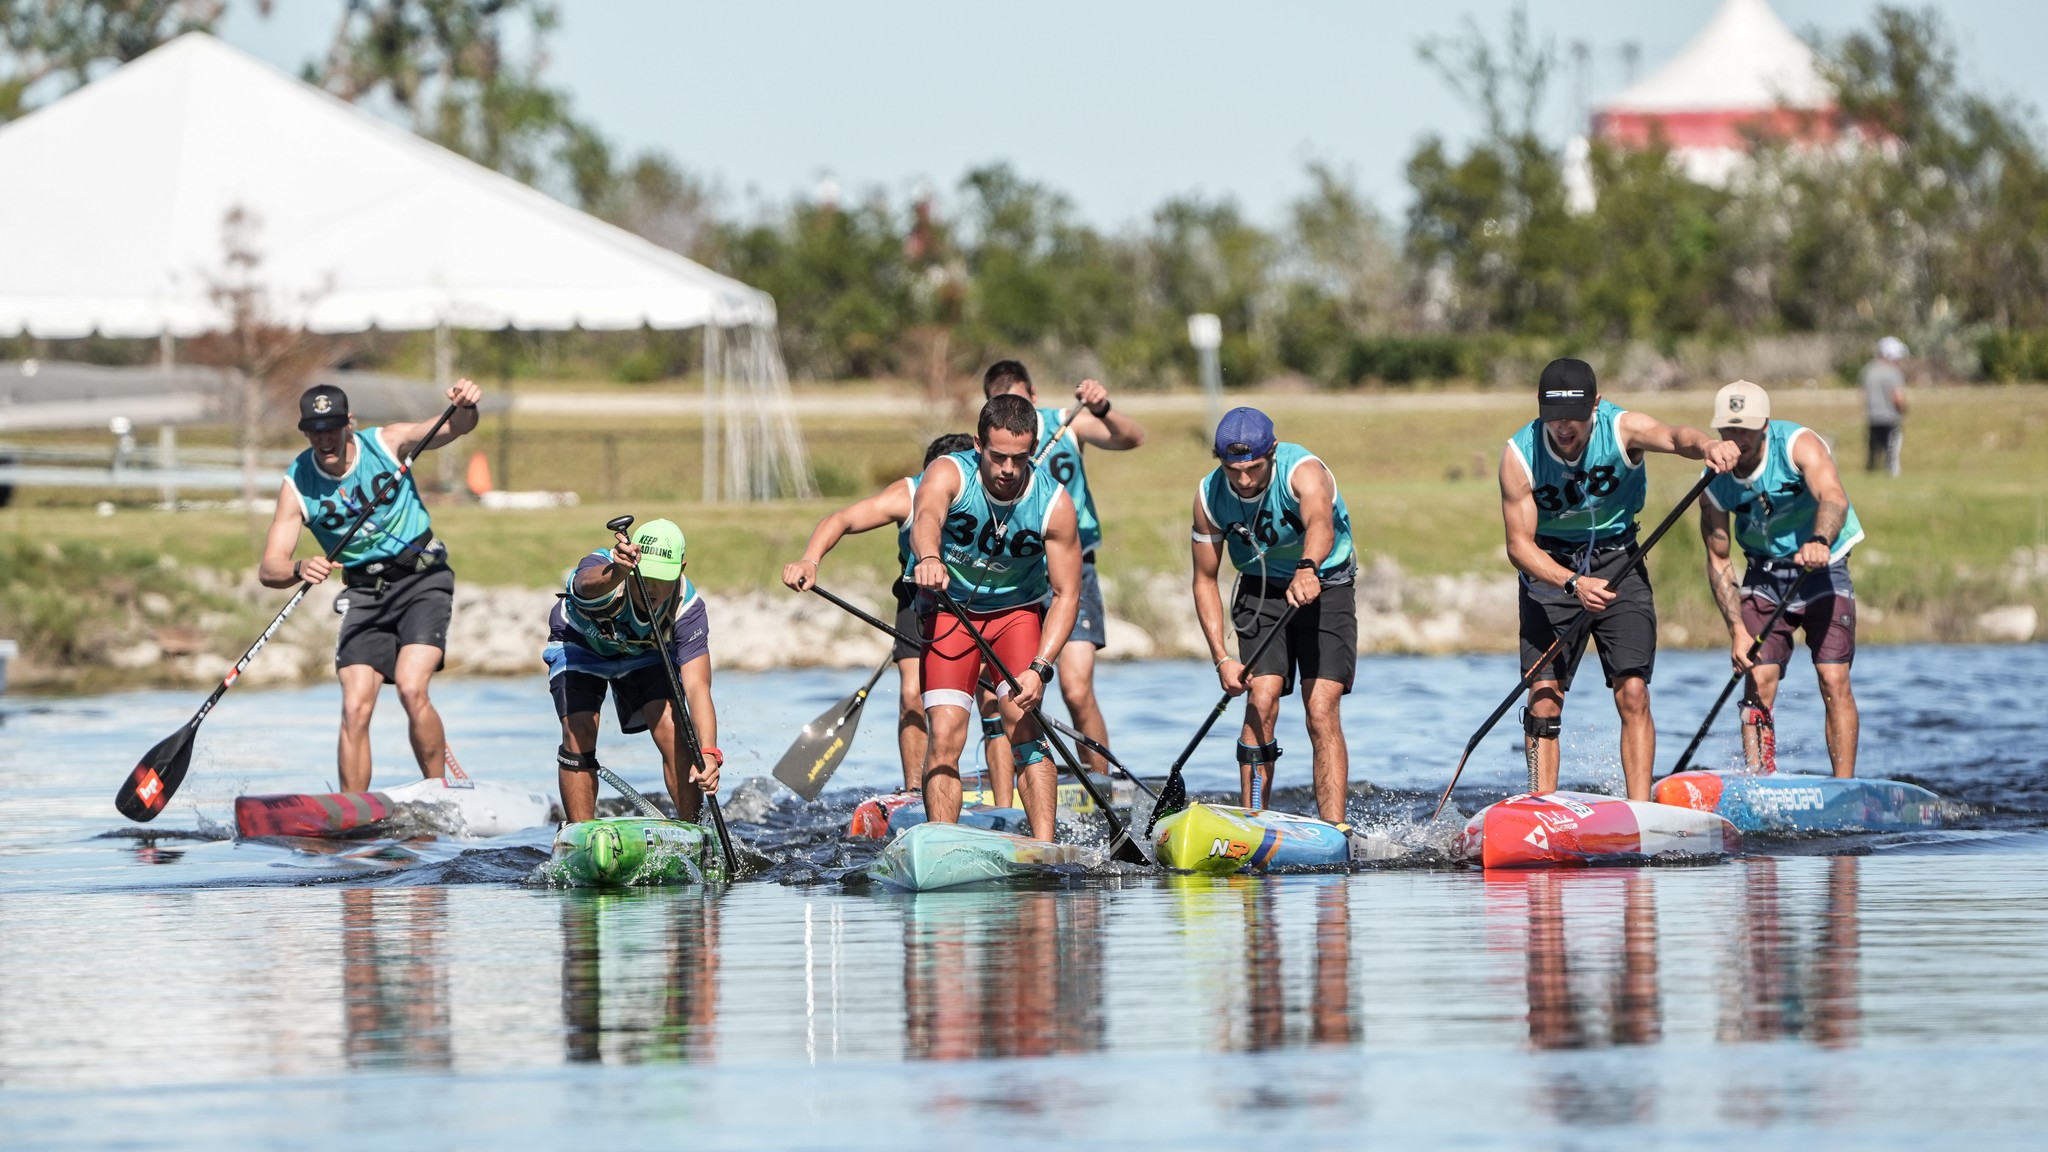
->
[297, 384, 350, 431]
[1537, 359, 1597, 421]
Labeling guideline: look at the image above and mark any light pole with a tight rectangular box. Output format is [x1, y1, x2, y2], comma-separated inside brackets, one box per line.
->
[1188, 313, 1223, 436]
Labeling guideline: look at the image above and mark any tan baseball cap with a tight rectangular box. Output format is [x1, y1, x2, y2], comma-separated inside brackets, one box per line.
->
[1713, 380, 1770, 430]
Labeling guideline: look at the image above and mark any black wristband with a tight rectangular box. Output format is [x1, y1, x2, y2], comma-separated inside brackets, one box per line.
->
[1029, 658, 1056, 683]
[1805, 534, 1832, 549]
[1089, 399, 1111, 417]
[292, 560, 303, 583]
[1295, 558, 1319, 571]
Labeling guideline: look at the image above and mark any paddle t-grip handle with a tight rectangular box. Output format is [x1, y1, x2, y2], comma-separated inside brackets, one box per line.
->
[605, 514, 635, 534]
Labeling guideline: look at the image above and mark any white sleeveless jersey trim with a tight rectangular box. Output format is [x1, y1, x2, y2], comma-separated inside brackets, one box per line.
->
[1505, 438, 1536, 486]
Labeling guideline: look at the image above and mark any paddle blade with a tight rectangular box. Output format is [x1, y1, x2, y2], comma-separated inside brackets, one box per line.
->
[771, 692, 870, 801]
[116, 723, 197, 822]
[1147, 772, 1187, 836]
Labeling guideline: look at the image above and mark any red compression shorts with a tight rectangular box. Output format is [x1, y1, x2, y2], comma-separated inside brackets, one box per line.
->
[918, 604, 1043, 713]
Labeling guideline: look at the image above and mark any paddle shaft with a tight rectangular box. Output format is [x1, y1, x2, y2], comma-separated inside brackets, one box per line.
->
[628, 566, 741, 878]
[932, 588, 1145, 861]
[1667, 566, 1819, 776]
[1147, 601, 1301, 833]
[805, 584, 1144, 792]
[597, 764, 667, 819]
[117, 403, 462, 820]
[1429, 470, 1716, 820]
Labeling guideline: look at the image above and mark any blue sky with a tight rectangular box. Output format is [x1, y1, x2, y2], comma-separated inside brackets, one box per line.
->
[219, 1, 2047, 227]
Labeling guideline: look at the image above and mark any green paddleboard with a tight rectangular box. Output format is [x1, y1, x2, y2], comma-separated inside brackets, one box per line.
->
[548, 817, 723, 886]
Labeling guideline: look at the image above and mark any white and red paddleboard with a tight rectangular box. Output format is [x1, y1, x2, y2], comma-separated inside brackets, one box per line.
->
[1461, 790, 1739, 869]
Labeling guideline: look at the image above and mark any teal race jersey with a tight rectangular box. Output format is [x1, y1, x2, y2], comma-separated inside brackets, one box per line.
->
[1197, 443, 1356, 580]
[896, 474, 919, 580]
[284, 428, 434, 566]
[1506, 400, 1648, 546]
[1704, 421, 1864, 563]
[552, 548, 701, 659]
[930, 450, 1070, 610]
[1037, 406, 1102, 552]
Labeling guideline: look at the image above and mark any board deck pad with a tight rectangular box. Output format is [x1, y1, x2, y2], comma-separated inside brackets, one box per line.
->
[848, 778, 1111, 839]
[1152, 803, 1352, 874]
[548, 816, 722, 887]
[867, 822, 1090, 891]
[1462, 791, 1739, 869]
[1655, 770, 1943, 833]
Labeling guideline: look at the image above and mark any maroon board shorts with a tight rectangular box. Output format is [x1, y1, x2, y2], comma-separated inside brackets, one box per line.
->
[1740, 558, 1856, 667]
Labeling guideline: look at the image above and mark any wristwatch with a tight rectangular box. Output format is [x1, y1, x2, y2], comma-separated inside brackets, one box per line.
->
[1563, 574, 1580, 596]
[1295, 558, 1320, 571]
[1805, 534, 1832, 549]
[1029, 657, 1056, 683]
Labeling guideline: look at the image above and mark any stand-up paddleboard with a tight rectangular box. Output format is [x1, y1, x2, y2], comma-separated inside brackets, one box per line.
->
[1655, 770, 1942, 833]
[549, 817, 724, 886]
[236, 777, 556, 840]
[848, 777, 1113, 839]
[1461, 791, 1739, 869]
[1152, 803, 1352, 874]
[868, 822, 1091, 891]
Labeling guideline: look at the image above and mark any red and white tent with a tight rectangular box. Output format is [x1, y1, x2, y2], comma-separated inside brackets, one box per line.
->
[1590, 0, 1834, 185]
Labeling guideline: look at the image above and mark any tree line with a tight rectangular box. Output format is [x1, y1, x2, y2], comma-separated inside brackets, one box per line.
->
[5, 2, 2046, 386]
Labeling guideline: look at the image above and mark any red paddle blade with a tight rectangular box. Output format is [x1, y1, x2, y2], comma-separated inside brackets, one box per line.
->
[115, 724, 197, 822]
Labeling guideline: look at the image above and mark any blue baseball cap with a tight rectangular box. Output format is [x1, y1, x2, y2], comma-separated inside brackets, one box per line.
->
[1213, 407, 1277, 462]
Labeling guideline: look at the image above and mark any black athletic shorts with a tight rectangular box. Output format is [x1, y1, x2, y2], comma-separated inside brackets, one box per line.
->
[1518, 546, 1656, 692]
[1233, 579, 1357, 697]
[550, 662, 672, 734]
[333, 564, 453, 681]
[891, 578, 922, 663]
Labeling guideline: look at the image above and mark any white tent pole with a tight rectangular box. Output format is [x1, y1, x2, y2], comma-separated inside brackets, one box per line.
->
[702, 323, 721, 503]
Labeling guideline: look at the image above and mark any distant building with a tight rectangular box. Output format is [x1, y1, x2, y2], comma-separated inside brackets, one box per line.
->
[1568, 0, 1834, 207]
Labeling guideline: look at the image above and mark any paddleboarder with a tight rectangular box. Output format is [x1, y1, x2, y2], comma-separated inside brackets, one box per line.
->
[980, 360, 1145, 782]
[1698, 380, 1865, 776]
[782, 433, 1011, 793]
[543, 519, 722, 823]
[1190, 407, 1358, 826]
[909, 393, 1084, 840]
[259, 380, 481, 791]
[1501, 359, 1739, 800]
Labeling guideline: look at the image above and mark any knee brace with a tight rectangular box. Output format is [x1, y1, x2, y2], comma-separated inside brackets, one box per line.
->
[1010, 740, 1047, 769]
[981, 714, 1005, 742]
[1521, 709, 1561, 740]
[1236, 740, 1284, 766]
[557, 746, 599, 774]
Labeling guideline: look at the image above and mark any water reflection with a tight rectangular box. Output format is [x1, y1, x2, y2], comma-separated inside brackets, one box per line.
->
[902, 890, 1106, 1060]
[560, 892, 722, 1065]
[1722, 856, 1861, 1047]
[341, 887, 451, 1070]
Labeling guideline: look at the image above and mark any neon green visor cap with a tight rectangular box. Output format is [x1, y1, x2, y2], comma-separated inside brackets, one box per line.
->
[631, 518, 686, 580]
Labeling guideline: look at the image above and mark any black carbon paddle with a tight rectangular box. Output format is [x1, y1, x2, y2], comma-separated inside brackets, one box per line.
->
[772, 654, 893, 800]
[803, 583, 1149, 796]
[1429, 469, 1715, 820]
[1146, 600, 1300, 836]
[607, 514, 742, 879]
[932, 588, 1149, 864]
[116, 402, 461, 822]
[1665, 566, 1821, 777]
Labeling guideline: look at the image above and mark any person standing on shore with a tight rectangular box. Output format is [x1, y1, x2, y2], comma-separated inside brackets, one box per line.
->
[782, 432, 1014, 795]
[259, 381, 480, 791]
[1500, 359, 1738, 801]
[544, 519, 721, 823]
[1699, 381, 1865, 777]
[1862, 337, 1910, 476]
[979, 360, 1145, 782]
[1189, 407, 1357, 827]
[909, 393, 1083, 840]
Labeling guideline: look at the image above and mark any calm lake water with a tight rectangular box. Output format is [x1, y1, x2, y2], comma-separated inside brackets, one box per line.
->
[3, 645, 2046, 1149]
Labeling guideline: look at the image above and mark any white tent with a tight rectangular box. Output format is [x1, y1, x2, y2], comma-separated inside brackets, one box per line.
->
[1589, 0, 1833, 186]
[0, 33, 807, 500]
